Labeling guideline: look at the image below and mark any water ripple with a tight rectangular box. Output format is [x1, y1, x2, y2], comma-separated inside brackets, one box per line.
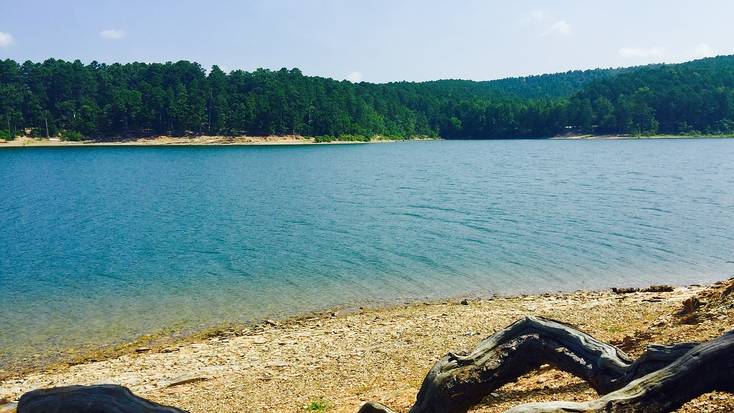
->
[1, 139, 733, 366]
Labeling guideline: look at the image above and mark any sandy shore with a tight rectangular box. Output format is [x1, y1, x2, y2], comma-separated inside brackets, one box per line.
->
[551, 134, 734, 140]
[0, 135, 432, 148]
[1, 279, 732, 412]
[0, 135, 329, 147]
[1, 134, 731, 147]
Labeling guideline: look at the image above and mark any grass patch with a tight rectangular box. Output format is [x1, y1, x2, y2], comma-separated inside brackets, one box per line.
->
[304, 399, 330, 412]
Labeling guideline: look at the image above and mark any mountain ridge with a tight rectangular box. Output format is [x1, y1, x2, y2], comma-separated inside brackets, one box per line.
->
[0, 56, 732, 140]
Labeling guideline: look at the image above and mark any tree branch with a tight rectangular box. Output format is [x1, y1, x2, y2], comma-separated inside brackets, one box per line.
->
[363, 316, 706, 413]
[504, 330, 734, 412]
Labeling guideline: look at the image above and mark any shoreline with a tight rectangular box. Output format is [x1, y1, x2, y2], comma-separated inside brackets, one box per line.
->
[0, 289, 499, 380]
[1, 279, 732, 412]
[0, 135, 436, 148]
[0, 278, 695, 380]
[550, 133, 734, 140]
[2, 134, 732, 148]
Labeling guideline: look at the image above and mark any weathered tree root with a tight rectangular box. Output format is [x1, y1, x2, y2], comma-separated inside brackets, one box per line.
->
[16, 384, 187, 413]
[504, 329, 734, 412]
[359, 316, 733, 413]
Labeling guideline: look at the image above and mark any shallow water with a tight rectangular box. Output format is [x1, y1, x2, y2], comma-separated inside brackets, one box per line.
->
[1, 139, 733, 367]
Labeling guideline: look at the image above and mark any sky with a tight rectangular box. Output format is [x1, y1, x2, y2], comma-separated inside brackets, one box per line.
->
[1, 0, 733, 83]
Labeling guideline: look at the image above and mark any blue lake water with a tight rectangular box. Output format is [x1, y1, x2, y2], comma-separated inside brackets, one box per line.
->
[1, 139, 734, 369]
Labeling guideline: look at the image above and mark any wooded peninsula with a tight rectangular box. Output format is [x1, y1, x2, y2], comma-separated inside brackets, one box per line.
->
[2, 56, 734, 141]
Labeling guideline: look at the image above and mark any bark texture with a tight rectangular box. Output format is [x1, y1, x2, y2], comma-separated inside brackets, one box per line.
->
[360, 316, 732, 413]
[505, 330, 734, 412]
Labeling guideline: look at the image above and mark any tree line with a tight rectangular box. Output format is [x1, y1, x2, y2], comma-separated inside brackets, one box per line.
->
[1, 56, 734, 140]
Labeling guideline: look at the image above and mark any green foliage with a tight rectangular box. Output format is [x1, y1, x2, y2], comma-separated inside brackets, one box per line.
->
[314, 134, 371, 143]
[573, 56, 734, 135]
[0, 129, 15, 140]
[61, 130, 84, 141]
[2, 56, 734, 139]
[334, 134, 371, 142]
[304, 399, 330, 412]
[420, 66, 639, 100]
[314, 135, 335, 143]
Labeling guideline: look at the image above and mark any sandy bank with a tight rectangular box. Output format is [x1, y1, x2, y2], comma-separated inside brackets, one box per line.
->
[0, 135, 434, 148]
[0, 135, 327, 147]
[1, 280, 733, 412]
[4, 134, 730, 147]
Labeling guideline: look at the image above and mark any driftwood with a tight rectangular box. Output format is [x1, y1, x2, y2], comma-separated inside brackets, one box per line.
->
[16, 384, 187, 413]
[505, 329, 734, 412]
[360, 316, 733, 413]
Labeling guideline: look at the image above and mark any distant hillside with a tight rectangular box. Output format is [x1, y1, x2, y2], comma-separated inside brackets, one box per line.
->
[0, 56, 733, 140]
[418, 66, 638, 100]
[570, 55, 734, 135]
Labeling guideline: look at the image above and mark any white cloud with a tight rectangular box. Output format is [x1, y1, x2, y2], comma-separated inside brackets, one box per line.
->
[618, 46, 666, 59]
[530, 9, 547, 22]
[692, 43, 717, 59]
[99, 29, 126, 40]
[540, 20, 571, 37]
[520, 10, 571, 37]
[0, 32, 15, 48]
[518, 9, 548, 24]
[346, 71, 363, 83]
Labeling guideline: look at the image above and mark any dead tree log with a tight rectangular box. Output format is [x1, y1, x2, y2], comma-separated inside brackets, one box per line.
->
[359, 316, 713, 413]
[409, 316, 695, 413]
[504, 329, 734, 412]
[17, 384, 187, 413]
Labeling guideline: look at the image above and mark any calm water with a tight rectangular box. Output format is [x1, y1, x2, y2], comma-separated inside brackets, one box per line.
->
[1, 139, 734, 368]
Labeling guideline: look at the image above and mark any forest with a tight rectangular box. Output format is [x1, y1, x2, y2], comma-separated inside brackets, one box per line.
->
[1, 55, 734, 140]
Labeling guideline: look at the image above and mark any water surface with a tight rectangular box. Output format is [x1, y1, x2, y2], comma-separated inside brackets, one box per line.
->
[1, 139, 733, 368]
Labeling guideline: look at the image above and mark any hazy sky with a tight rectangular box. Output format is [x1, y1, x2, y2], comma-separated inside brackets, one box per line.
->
[1, 0, 733, 83]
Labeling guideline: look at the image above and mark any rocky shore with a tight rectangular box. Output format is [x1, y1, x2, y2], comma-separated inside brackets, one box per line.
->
[1, 279, 733, 412]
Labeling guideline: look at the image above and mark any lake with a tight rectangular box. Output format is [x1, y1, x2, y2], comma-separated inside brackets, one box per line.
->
[1, 139, 733, 369]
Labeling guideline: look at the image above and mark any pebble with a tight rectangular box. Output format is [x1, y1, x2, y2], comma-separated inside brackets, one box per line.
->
[251, 336, 268, 345]
[0, 402, 17, 413]
[266, 360, 289, 368]
[165, 374, 209, 388]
